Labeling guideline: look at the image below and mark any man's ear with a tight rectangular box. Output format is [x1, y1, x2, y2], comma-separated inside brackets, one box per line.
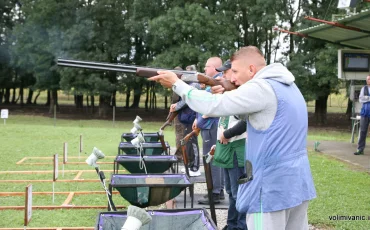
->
[250, 65, 257, 77]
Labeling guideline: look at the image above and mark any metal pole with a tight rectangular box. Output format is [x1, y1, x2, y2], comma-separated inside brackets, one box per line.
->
[113, 106, 115, 127]
[52, 182, 55, 204]
[53, 104, 56, 127]
[304, 16, 370, 34]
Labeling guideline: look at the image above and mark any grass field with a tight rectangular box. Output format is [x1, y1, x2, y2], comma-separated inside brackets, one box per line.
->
[12, 87, 351, 113]
[0, 115, 369, 229]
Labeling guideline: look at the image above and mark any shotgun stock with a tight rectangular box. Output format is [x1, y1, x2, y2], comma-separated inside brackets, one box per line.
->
[180, 128, 201, 145]
[159, 111, 178, 131]
[57, 58, 237, 91]
[157, 132, 168, 154]
[179, 127, 200, 167]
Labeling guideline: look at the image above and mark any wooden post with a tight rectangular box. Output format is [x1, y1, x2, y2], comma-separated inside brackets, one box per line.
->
[79, 135, 83, 159]
[24, 184, 32, 228]
[53, 154, 58, 203]
[63, 143, 68, 177]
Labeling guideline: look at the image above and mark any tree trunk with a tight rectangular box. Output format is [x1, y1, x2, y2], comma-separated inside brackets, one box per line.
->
[11, 87, 16, 104]
[164, 95, 168, 109]
[346, 98, 352, 118]
[99, 95, 110, 118]
[4, 88, 10, 104]
[145, 82, 150, 111]
[150, 84, 156, 110]
[91, 95, 95, 114]
[75, 94, 83, 108]
[111, 90, 116, 107]
[45, 90, 51, 106]
[0, 89, 3, 104]
[26, 88, 33, 104]
[242, 11, 249, 47]
[125, 88, 130, 108]
[19, 84, 24, 105]
[33, 91, 41, 104]
[48, 89, 58, 114]
[314, 95, 328, 125]
[131, 84, 143, 108]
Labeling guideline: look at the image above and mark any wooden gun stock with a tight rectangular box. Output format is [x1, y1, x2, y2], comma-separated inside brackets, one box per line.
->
[196, 73, 237, 91]
[180, 128, 200, 166]
[181, 128, 200, 145]
[157, 133, 168, 154]
[209, 147, 215, 156]
[159, 111, 178, 131]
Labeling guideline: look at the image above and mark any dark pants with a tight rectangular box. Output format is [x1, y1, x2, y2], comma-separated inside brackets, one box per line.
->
[358, 116, 370, 151]
[184, 123, 200, 171]
[201, 122, 224, 194]
[224, 153, 247, 230]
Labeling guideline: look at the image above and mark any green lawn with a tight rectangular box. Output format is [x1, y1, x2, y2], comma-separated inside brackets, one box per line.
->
[0, 115, 369, 229]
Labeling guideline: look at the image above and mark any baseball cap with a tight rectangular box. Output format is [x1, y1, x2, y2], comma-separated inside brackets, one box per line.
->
[216, 59, 231, 72]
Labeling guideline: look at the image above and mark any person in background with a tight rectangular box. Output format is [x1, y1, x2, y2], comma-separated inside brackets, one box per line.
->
[170, 66, 186, 160]
[354, 75, 370, 155]
[196, 57, 225, 204]
[211, 59, 247, 230]
[170, 64, 201, 176]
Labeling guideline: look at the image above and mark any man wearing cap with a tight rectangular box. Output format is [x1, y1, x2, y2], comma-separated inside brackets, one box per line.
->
[196, 57, 225, 204]
[212, 59, 248, 230]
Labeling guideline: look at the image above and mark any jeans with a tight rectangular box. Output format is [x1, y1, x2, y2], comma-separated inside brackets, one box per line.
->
[224, 152, 247, 230]
[358, 116, 370, 151]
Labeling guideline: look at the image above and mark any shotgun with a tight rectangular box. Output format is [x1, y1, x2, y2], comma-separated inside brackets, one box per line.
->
[57, 58, 237, 91]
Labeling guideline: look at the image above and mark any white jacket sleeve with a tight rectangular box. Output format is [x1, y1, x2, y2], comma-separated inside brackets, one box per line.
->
[172, 79, 273, 118]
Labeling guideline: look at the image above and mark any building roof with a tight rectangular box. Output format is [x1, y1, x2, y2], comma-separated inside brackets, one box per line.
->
[297, 9, 370, 50]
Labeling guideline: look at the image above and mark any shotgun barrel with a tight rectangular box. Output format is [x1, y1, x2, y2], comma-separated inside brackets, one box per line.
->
[57, 58, 237, 91]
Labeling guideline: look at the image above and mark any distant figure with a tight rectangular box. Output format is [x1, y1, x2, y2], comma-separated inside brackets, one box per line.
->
[171, 65, 201, 176]
[354, 75, 370, 155]
[196, 57, 225, 204]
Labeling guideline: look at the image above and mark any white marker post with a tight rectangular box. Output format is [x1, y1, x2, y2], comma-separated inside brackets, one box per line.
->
[24, 184, 32, 230]
[79, 135, 83, 160]
[1, 109, 8, 125]
[53, 154, 58, 203]
[63, 142, 68, 177]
